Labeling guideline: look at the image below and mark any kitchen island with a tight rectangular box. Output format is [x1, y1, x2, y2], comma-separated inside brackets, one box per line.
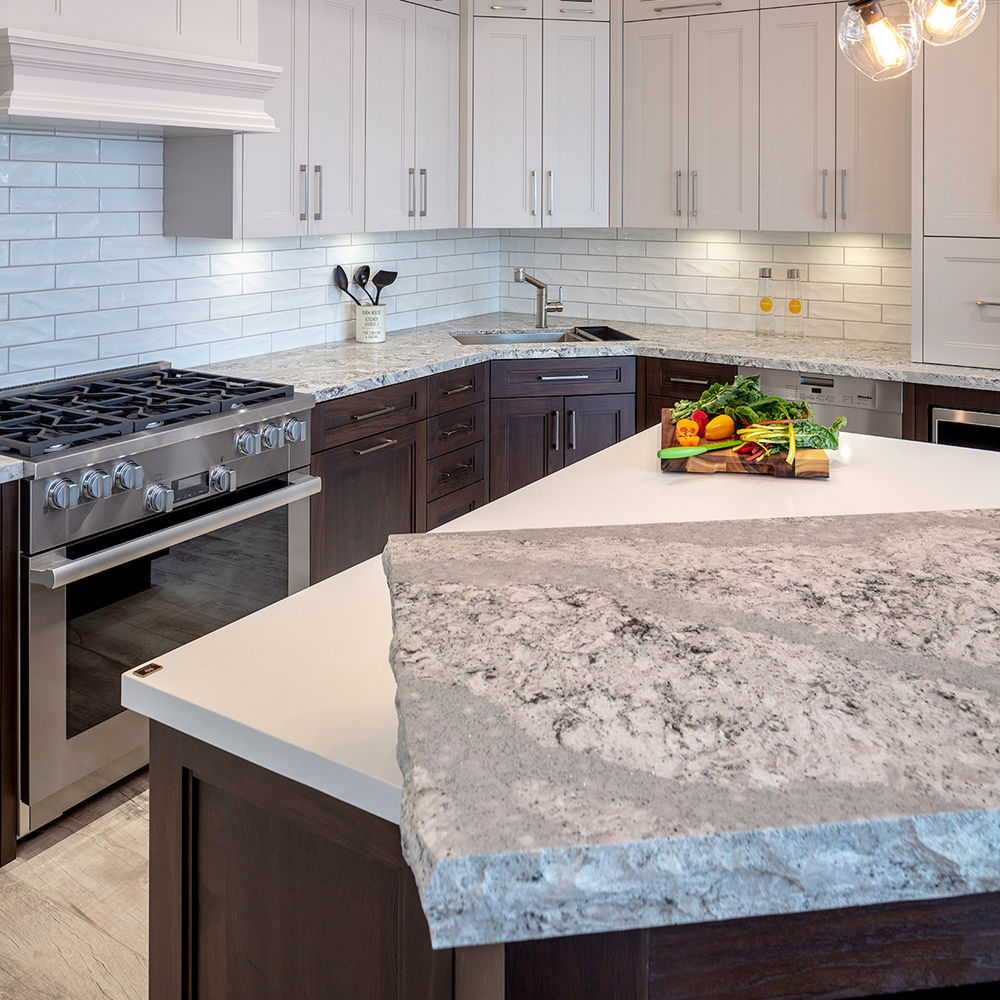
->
[123, 428, 1000, 999]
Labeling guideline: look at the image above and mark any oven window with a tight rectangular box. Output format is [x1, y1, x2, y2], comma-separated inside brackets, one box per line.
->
[65, 507, 288, 738]
[935, 418, 1000, 453]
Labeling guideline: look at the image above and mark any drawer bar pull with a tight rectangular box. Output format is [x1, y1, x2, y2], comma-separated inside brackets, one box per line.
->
[440, 460, 474, 481]
[442, 383, 474, 396]
[351, 404, 397, 422]
[552, 410, 560, 450]
[568, 409, 576, 450]
[490, 4, 528, 8]
[668, 377, 709, 386]
[976, 301, 1000, 307]
[353, 438, 398, 456]
[651, 1, 721, 10]
[441, 421, 475, 438]
[538, 374, 590, 381]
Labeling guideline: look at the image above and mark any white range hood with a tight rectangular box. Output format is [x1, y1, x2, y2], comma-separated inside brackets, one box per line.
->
[0, 27, 280, 134]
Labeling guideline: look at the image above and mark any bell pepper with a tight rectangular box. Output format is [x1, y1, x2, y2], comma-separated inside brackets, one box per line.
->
[675, 418, 701, 447]
[691, 409, 709, 436]
[704, 414, 736, 441]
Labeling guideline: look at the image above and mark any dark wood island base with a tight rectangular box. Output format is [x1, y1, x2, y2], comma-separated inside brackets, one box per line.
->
[149, 722, 1000, 1000]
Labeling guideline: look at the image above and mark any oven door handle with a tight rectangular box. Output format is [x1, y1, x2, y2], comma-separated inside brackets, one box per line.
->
[28, 472, 322, 591]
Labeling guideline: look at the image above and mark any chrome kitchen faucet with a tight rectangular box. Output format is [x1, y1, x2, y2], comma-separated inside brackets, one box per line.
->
[514, 267, 564, 328]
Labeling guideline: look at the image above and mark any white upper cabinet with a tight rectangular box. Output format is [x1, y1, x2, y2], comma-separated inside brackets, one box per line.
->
[759, 3, 837, 232]
[624, 0, 758, 23]
[834, 3, 910, 235]
[415, 6, 461, 229]
[541, 20, 611, 227]
[473, 17, 545, 227]
[924, 0, 1000, 238]
[622, 18, 688, 228]
[366, 0, 418, 232]
[688, 11, 758, 230]
[366, 0, 459, 232]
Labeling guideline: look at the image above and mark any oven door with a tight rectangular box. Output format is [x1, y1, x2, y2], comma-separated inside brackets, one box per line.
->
[931, 407, 1000, 452]
[20, 471, 320, 834]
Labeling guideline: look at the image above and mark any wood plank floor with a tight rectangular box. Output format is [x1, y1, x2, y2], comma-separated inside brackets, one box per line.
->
[0, 771, 149, 1000]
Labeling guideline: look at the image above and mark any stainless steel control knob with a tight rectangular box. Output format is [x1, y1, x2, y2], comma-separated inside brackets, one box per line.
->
[144, 484, 175, 514]
[234, 429, 262, 457]
[46, 478, 80, 511]
[282, 418, 307, 444]
[81, 470, 113, 501]
[209, 465, 237, 493]
[113, 460, 144, 491]
[260, 423, 285, 450]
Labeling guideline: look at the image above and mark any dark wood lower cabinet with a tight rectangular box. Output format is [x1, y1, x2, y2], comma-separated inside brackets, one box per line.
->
[640, 359, 738, 431]
[427, 481, 486, 529]
[310, 422, 426, 583]
[149, 722, 1000, 1000]
[903, 381, 1000, 442]
[490, 396, 565, 499]
[563, 393, 635, 466]
[0, 482, 18, 865]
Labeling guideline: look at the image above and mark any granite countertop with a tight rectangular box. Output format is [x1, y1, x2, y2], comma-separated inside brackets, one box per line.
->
[208, 311, 1000, 401]
[0, 455, 24, 484]
[384, 512, 1000, 949]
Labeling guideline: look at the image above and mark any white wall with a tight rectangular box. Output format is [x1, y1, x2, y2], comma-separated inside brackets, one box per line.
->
[0, 131, 500, 388]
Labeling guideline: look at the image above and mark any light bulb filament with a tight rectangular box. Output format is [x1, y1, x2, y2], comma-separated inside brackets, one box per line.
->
[863, 5, 908, 68]
[925, 0, 960, 33]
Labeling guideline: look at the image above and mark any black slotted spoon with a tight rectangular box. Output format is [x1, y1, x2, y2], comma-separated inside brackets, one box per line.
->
[371, 270, 398, 305]
[354, 264, 377, 304]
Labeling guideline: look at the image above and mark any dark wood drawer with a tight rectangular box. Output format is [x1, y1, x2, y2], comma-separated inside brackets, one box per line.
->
[426, 481, 486, 530]
[427, 363, 488, 416]
[644, 358, 736, 398]
[426, 402, 486, 459]
[491, 357, 636, 398]
[642, 393, 686, 432]
[312, 379, 427, 451]
[426, 440, 484, 502]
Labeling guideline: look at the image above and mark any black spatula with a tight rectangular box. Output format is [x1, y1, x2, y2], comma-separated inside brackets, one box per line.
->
[371, 270, 397, 305]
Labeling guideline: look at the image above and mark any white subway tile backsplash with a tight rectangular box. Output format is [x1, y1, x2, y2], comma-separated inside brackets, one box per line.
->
[0, 214, 56, 239]
[99, 188, 162, 212]
[0, 161, 57, 186]
[210, 293, 271, 319]
[59, 212, 139, 237]
[56, 308, 138, 338]
[139, 300, 209, 329]
[57, 260, 138, 288]
[10, 336, 99, 371]
[176, 318, 242, 346]
[100, 325, 175, 357]
[57, 163, 139, 188]
[10, 237, 99, 265]
[0, 317, 54, 347]
[138, 256, 210, 282]
[10, 188, 99, 213]
[9, 287, 99, 318]
[12, 135, 100, 162]
[0, 265, 55, 294]
[100, 235, 176, 259]
[210, 251, 272, 275]
[99, 280, 175, 309]
[100, 138, 163, 164]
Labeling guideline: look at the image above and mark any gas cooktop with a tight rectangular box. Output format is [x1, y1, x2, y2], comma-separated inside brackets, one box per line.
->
[0, 367, 294, 457]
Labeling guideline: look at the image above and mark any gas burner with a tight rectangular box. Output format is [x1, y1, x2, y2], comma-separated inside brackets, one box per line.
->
[0, 366, 294, 458]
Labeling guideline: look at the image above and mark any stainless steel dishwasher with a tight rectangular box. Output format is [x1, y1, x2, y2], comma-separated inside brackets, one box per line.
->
[737, 367, 903, 438]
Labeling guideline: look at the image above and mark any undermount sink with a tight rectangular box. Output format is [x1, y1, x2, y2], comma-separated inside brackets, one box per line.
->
[451, 325, 637, 346]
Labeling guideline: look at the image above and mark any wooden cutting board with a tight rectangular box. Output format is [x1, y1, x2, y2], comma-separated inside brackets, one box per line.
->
[660, 409, 830, 479]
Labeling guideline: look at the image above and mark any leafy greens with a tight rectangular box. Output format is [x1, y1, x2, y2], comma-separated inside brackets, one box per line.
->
[670, 374, 810, 426]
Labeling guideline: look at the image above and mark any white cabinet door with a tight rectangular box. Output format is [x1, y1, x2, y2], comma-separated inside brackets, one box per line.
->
[835, 4, 910, 235]
[542, 20, 610, 227]
[473, 17, 544, 228]
[924, 0, 1000, 238]
[415, 8, 460, 229]
[688, 11, 758, 231]
[622, 18, 688, 229]
[241, 0, 310, 238]
[760, 4, 836, 232]
[366, 0, 417, 233]
[309, 0, 367, 235]
[924, 238, 1000, 366]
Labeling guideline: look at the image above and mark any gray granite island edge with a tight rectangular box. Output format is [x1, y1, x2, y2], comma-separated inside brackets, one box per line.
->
[384, 511, 1000, 950]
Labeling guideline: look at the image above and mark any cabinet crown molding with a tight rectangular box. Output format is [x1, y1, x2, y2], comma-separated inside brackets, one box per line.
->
[0, 27, 281, 134]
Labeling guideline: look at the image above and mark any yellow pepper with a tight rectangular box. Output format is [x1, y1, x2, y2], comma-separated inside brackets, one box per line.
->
[704, 414, 736, 441]
[675, 418, 701, 447]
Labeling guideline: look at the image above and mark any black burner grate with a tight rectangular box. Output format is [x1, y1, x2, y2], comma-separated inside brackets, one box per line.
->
[0, 368, 293, 457]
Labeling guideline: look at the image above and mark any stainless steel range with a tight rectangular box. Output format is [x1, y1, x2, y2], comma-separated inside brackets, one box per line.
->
[1, 363, 319, 836]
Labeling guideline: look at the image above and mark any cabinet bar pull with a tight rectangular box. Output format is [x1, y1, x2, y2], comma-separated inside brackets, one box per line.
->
[440, 460, 474, 481]
[441, 421, 474, 438]
[821, 168, 828, 220]
[491, 4, 529, 8]
[530, 169, 537, 216]
[691, 169, 698, 219]
[314, 164, 323, 221]
[675, 170, 682, 217]
[669, 376, 708, 385]
[408, 167, 416, 218]
[568, 409, 576, 450]
[443, 383, 474, 395]
[353, 438, 398, 456]
[552, 410, 560, 450]
[299, 164, 309, 222]
[420, 168, 428, 218]
[652, 1, 721, 10]
[351, 404, 397, 422]
[976, 301, 1000, 306]
[539, 374, 589, 381]
[559, 7, 596, 11]
[548, 170, 555, 215]
[840, 168, 847, 221]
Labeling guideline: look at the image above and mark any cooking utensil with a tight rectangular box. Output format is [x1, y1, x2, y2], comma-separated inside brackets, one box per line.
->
[657, 440, 741, 460]
[334, 265, 362, 306]
[371, 270, 397, 304]
[354, 264, 376, 304]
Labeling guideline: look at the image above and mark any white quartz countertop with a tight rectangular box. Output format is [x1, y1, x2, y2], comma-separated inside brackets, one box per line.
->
[205, 311, 1000, 400]
[124, 431, 1000, 831]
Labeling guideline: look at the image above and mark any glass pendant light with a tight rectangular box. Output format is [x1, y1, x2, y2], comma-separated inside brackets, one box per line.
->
[839, 0, 923, 81]
[917, 0, 985, 46]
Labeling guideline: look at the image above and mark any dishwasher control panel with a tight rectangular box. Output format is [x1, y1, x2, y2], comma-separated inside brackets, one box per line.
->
[738, 367, 902, 412]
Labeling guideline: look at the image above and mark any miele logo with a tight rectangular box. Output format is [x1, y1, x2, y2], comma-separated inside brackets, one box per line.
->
[857, 394, 874, 402]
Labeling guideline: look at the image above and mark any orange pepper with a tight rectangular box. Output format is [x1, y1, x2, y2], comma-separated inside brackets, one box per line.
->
[675, 418, 700, 447]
